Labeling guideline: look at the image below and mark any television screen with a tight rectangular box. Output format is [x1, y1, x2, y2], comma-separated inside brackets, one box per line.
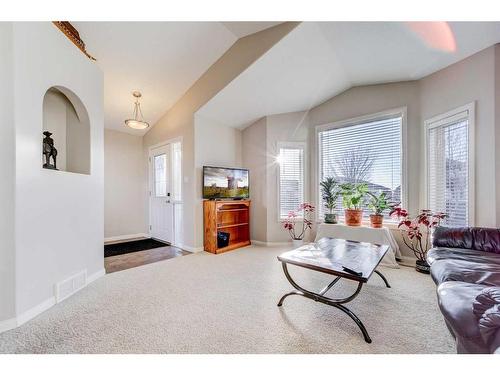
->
[203, 166, 249, 199]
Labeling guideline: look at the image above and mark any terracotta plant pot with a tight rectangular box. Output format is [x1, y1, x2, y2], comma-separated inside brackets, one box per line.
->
[369, 214, 384, 228]
[344, 209, 363, 226]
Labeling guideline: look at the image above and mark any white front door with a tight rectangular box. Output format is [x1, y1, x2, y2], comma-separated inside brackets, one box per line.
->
[150, 144, 173, 243]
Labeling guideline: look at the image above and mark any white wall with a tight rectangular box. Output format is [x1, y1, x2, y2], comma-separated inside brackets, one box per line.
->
[0, 23, 16, 325]
[66, 96, 91, 175]
[194, 115, 243, 247]
[420, 46, 497, 227]
[242, 117, 268, 242]
[104, 129, 147, 239]
[12, 22, 104, 316]
[495, 45, 500, 227]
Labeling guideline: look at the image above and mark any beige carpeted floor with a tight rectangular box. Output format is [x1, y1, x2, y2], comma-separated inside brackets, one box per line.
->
[0, 245, 455, 354]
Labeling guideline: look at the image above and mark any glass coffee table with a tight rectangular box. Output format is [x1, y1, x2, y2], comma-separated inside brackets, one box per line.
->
[277, 237, 391, 343]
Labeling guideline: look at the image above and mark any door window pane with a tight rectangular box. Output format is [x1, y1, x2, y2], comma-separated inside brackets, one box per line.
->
[154, 154, 167, 197]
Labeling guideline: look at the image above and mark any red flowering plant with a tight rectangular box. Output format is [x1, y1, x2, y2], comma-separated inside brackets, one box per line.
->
[282, 203, 315, 240]
[390, 206, 447, 264]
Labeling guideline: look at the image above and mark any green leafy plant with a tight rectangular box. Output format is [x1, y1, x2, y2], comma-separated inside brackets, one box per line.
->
[367, 191, 395, 215]
[320, 178, 341, 214]
[340, 183, 368, 210]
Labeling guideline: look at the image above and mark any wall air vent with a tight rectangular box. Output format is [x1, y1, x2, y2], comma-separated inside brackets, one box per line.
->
[55, 270, 87, 303]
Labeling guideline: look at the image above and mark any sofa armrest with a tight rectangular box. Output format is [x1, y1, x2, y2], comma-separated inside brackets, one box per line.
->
[473, 287, 500, 317]
[433, 227, 500, 254]
[493, 332, 500, 354]
[473, 287, 500, 352]
[478, 305, 500, 351]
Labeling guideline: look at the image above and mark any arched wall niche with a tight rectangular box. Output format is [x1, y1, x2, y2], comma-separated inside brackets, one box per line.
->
[42, 86, 91, 174]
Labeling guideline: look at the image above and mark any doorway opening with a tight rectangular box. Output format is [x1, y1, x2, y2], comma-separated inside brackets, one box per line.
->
[103, 138, 185, 274]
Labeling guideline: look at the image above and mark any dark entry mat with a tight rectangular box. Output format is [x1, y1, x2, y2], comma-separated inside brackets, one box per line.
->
[104, 238, 169, 258]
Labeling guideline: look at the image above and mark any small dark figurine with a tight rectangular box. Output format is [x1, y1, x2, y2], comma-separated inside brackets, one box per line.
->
[42, 131, 58, 170]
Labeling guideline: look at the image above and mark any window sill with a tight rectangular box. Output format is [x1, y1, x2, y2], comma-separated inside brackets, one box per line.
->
[279, 217, 305, 223]
[316, 220, 400, 230]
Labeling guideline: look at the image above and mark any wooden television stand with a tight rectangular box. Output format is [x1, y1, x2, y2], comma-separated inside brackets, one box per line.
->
[203, 199, 251, 254]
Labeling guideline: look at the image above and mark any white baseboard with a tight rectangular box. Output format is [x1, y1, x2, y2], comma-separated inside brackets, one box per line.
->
[16, 297, 56, 326]
[0, 267, 107, 334]
[251, 240, 291, 247]
[87, 268, 106, 284]
[0, 297, 58, 333]
[104, 233, 150, 243]
[0, 317, 17, 333]
[179, 244, 204, 253]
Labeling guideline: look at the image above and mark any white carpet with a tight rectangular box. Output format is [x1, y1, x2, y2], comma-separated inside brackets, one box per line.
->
[0, 245, 455, 353]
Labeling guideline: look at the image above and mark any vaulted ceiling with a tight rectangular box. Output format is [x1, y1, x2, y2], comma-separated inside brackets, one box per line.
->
[198, 22, 500, 129]
[75, 21, 500, 135]
[73, 22, 281, 135]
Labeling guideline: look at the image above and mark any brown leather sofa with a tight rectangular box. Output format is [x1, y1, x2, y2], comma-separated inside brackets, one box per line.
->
[427, 226, 500, 354]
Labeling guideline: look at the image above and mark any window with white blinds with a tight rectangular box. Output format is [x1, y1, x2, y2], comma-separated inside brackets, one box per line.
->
[278, 143, 305, 219]
[426, 105, 473, 227]
[317, 112, 403, 220]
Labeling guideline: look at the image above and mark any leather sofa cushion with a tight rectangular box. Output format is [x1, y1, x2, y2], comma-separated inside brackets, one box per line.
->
[432, 227, 500, 254]
[427, 247, 500, 266]
[431, 259, 500, 286]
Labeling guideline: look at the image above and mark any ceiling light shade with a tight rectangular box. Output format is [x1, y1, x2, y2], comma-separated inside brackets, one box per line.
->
[125, 91, 149, 130]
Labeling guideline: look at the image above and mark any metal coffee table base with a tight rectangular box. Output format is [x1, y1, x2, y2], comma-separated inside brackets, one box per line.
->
[277, 263, 391, 343]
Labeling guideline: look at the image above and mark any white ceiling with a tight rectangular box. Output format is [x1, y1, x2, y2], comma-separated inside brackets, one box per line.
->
[197, 22, 500, 129]
[73, 22, 282, 135]
[221, 22, 282, 38]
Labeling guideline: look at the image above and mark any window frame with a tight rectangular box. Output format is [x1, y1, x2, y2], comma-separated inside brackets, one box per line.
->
[314, 107, 408, 224]
[423, 102, 475, 227]
[277, 141, 307, 222]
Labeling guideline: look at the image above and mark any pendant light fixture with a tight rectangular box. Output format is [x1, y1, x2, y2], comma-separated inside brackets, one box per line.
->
[125, 91, 149, 130]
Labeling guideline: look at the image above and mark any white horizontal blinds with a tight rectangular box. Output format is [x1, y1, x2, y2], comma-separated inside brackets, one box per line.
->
[279, 146, 305, 219]
[318, 115, 402, 219]
[427, 111, 469, 227]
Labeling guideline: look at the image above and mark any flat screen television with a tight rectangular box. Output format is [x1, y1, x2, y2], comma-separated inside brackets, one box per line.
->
[203, 166, 249, 200]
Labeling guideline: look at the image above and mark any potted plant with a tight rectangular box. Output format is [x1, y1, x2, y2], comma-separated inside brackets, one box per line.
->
[320, 177, 341, 224]
[282, 203, 315, 248]
[340, 183, 367, 226]
[390, 207, 447, 273]
[366, 191, 396, 228]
